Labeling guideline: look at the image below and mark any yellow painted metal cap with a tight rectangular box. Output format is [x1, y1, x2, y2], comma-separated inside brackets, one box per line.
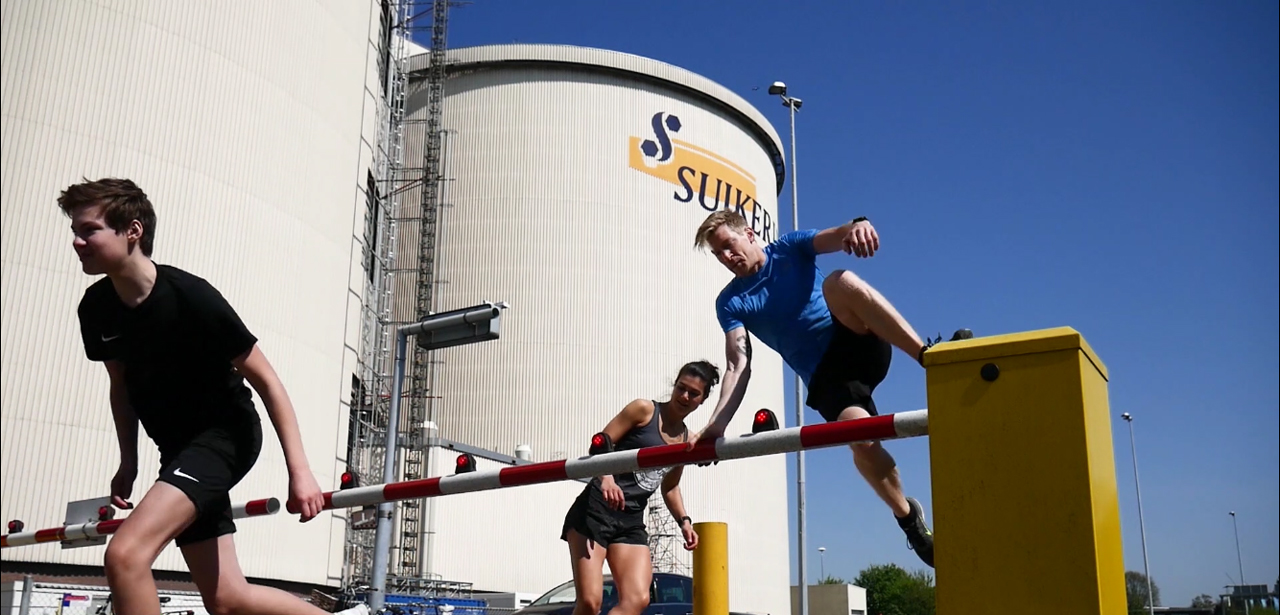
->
[922, 326, 1108, 380]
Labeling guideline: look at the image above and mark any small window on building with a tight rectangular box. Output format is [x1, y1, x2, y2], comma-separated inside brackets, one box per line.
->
[364, 172, 381, 285]
[377, 0, 393, 96]
[347, 373, 372, 460]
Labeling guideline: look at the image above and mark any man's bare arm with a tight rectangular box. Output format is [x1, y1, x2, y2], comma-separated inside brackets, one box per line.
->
[104, 361, 137, 471]
[693, 327, 752, 443]
[812, 218, 879, 258]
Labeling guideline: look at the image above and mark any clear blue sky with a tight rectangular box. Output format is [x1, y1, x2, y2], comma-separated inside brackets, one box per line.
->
[436, 1, 1279, 606]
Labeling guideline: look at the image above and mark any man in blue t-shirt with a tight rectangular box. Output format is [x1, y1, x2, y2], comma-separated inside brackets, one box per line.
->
[687, 209, 971, 568]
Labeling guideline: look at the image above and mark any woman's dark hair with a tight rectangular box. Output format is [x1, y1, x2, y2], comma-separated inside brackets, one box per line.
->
[676, 360, 721, 396]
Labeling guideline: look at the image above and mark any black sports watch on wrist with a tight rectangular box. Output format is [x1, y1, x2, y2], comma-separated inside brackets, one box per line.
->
[851, 216, 869, 225]
[679, 516, 692, 527]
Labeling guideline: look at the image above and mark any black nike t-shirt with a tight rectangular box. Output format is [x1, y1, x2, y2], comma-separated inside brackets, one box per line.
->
[77, 264, 260, 455]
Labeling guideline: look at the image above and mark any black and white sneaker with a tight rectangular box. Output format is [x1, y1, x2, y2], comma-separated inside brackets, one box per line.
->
[917, 329, 974, 365]
[897, 496, 935, 568]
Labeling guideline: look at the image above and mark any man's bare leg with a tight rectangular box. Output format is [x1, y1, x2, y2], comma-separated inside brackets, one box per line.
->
[817, 298, 911, 514]
[104, 483, 198, 615]
[183, 534, 367, 615]
[821, 269, 939, 567]
[836, 403, 935, 567]
[821, 270, 931, 362]
[837, 405, 911, 517]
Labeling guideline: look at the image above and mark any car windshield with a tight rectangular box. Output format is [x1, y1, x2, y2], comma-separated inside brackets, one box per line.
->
[531, 581, 577, 606]
[529, 579, 619, 607]
[653, 575, 692, 604]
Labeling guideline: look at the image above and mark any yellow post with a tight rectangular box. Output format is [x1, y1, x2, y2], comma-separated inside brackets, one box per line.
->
[924, 327, 1126, 614]
[692, 521, 728, 615]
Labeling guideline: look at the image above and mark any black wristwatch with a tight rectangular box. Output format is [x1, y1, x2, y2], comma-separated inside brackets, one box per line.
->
[679, 516, 692, 527]
[851, 216, 869, 225]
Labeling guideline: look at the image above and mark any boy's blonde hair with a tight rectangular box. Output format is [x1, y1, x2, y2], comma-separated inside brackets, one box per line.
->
[694, 210, 749, 250]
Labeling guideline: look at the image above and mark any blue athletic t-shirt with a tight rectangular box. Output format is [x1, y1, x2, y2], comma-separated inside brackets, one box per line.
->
[715, 229, 834, 386]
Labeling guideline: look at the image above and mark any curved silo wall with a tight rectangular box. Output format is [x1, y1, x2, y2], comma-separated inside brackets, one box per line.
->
[399, 45, 791, 615]
[0, 0, 386, 586]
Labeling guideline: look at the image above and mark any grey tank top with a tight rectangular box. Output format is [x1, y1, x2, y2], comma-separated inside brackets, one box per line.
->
[592, 401, 681, 513]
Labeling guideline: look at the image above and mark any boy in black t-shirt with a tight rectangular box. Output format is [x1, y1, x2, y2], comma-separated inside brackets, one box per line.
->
[61, 178, 368, 615]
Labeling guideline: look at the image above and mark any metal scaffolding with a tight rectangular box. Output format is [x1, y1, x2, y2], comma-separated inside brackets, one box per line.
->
[345, 0, 414, 589]
[399, 0, 452, 580]
[647, 496, 691, 576]
[346, 0, 459, 594]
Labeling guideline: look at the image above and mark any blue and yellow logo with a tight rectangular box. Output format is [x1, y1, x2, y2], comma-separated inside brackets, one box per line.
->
[629, 112, 775, 242]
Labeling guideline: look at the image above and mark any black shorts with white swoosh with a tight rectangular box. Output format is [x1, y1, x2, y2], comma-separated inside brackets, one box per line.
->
[157, 419, 263, 547]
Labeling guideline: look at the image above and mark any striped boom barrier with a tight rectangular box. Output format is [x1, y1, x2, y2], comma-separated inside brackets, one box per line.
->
[1, 498, 280, 549]
[294, 409, 929, 514]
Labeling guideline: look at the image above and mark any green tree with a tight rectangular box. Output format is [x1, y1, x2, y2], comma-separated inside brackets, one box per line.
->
[853, 563, 935, 615]
[1190, 594, 1216, 608]
[1125, 571, 1162, 612]
[818, 575, 847, 585]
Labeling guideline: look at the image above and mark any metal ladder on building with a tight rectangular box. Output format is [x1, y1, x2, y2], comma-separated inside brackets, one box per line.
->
[397, 0, 454, 578]
[346, 0, 415, 590]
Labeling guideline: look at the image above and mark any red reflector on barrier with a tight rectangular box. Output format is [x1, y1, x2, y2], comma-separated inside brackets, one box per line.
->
[752, 409, 779, 433]
[455, 453, 476, 473]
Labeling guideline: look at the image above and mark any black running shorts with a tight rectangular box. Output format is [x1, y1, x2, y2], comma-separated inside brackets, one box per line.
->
[157, 420, 263, 547]
[805, 319, 893, 423]
[560, 486, 648, 548]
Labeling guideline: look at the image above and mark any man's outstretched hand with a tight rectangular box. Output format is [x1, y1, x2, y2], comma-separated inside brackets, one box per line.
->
[843, 220, 880, 258]
[685, 422, 725, 451]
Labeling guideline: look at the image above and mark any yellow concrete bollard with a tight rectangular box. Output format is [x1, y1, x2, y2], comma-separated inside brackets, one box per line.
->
[924, 327, 1126, 614]
[692, 521, 728, 615]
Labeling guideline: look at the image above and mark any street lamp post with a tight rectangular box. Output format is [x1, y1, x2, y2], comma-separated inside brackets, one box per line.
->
[1121, 412, 1154, 615]
[768, 80, 807, 612]
[1230, 511, 1249, 615]
[368, 302, 506, 612]
[818, 547, 826, 581]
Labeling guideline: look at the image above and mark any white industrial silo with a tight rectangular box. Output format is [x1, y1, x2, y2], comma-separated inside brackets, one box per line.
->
[0, 0, 388, 588]
[401, 45, 792, 615]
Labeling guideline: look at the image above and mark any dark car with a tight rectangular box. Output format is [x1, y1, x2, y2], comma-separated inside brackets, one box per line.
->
[514, 572, 698, 615]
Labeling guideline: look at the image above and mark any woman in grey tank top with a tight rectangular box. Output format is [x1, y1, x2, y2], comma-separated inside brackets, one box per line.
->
[560, 360, 721, 615]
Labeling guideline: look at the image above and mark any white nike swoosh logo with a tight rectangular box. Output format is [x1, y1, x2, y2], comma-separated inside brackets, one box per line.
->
[101, 334, 122, 342]
[173, 468, 199, 482]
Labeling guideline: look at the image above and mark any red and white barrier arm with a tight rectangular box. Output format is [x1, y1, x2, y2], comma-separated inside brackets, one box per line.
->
[297, 409, 929, 514]
[0, 498, 280, 549]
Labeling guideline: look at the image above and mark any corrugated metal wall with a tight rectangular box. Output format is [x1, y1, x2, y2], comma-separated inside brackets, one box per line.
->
[0, 0, 382, 586]
[403, 56, 791, 615]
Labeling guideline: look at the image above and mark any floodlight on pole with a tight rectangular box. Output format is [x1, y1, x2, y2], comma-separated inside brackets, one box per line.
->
[770, 78, 806, 614]
[1229, 511, 1249, 615]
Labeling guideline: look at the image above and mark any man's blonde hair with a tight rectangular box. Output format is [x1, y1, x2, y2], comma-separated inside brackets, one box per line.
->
[694, 209, 749, 250]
